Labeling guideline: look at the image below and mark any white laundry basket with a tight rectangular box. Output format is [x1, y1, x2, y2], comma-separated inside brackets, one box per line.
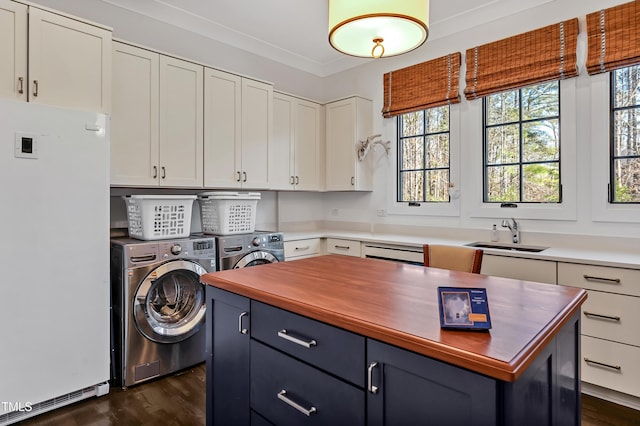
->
[122, 195, 196, 240]
[198, 192, 260, 235]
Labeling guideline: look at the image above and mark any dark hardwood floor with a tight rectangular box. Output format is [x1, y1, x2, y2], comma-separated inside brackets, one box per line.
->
[14, 362, 640, 425]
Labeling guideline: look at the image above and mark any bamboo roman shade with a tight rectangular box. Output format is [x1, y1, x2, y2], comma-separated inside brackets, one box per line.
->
[464, 19, 579, 100]
[382, 52, 461, 118]
[586, 1, 640, 75]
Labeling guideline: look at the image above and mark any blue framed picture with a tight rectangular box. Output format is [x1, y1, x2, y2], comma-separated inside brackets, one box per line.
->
[438, 287, 492, 330]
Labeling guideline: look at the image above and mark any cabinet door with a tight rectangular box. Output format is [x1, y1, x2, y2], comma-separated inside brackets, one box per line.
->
[326, 97, 372, 191]
[481, 254, 557, 284]
[205, 287, 250, 426]
[241, 78, 272, 188]
[159, 56, 203, 187]
[203, 68, 242, 188]
[28, 7, 111, 112]
[367, 339, 497, 426]
[110, 43, 159, 186]
[0, 0, 27, 101]
[294, 99, 322, 190]
[270, 92, 295, 190]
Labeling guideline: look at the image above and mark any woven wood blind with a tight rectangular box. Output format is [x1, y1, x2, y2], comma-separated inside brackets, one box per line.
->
[382, 52, 461, 118]
[464, 19, 579, 100]
[586, 1, 640, 75]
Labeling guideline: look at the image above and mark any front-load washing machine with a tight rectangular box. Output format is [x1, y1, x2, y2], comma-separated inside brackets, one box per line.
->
[216, 231, 284, 270]
[110, 236, 216, 387]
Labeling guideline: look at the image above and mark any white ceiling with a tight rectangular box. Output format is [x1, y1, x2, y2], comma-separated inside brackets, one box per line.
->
[100, 0, 555, 77]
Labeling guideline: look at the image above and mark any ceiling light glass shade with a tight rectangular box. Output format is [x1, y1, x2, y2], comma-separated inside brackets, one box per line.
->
[329, 0, 429, 58]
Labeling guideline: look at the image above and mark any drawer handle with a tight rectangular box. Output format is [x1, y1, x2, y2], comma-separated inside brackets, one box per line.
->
[277, 390, 317, 416]
[294, 246, 310, 251]
[238, 311, 248, 334]
[334, 245, 351, 250]
[584, 358, 621, 371]
[583, 311, 621, 322]
[368, 362, 379, 394]
[583, 275, 621, 284]
[277, 329, 317, 348]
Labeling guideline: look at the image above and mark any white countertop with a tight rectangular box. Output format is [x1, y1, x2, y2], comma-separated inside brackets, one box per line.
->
[283, 230, 640, 270]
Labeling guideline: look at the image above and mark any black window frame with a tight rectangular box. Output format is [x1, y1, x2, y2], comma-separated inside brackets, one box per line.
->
[482, 82, 563, 204]
[397, 106, 451, 204]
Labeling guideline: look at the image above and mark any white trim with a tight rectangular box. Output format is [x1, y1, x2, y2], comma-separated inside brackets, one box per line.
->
[387, 103, 461, 217]
[590, 72, 640, 223]
[469, 79, 577, 221]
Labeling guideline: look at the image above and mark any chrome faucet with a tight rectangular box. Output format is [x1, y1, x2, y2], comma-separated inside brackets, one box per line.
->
[501, 218, 519, 244]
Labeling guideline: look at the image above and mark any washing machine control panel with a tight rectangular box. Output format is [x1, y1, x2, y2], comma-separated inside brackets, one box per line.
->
[170, 244, 182, 255]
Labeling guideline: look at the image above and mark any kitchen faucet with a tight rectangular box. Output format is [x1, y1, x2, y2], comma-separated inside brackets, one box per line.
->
[501, 218, 519, 244]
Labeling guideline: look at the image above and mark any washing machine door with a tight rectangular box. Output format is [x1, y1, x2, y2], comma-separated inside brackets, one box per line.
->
[134, 260, 206, 344]
[234, 251, 280, 268]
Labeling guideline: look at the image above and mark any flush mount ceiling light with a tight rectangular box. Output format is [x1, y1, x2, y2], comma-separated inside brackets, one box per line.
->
[328, 0, 429, 59]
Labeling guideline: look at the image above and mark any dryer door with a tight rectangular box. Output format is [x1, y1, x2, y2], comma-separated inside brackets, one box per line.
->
[234, 251, 280, 268]
[134, 260, 206, 343]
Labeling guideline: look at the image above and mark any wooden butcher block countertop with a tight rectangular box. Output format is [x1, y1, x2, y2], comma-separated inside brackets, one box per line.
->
[200, 254, 587, 382]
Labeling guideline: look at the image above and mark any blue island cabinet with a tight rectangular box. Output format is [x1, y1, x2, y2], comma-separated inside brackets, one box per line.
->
[206, 286, 581, 426]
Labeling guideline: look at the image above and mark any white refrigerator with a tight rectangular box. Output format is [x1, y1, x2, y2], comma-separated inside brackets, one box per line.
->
[0, 98, 110, 424]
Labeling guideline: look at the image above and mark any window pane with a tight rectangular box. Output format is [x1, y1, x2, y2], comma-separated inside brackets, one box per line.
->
[523, 119, 559, 162]
[523, 163, 559, 202]
[522, 82, 559, 120]
[613, 65, 640, 108]
[487, 91, 519, 125]
[400, 137, 424, 170]
[487, 124, 519, 164]
[426, 169, 450, 202]
[425, 106, 449, 133]
[399, 171, 424, 202]
[487, 166, 520, 202]
[401, 111, 424, 136]
[613, 110, 640, 157]
[426, 134, 449, 168]
[613, 158, 640, 202]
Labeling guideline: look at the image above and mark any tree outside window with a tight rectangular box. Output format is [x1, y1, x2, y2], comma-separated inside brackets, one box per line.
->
[397, 106, 450, 203]
[611, 65, 640, 203]
[483, 82, 561, 203]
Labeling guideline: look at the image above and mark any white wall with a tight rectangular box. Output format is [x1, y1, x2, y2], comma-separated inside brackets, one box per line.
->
[36, 0, 638, 241]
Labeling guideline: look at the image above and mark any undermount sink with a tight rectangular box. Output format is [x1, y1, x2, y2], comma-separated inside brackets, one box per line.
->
[465, 242, 549, 253]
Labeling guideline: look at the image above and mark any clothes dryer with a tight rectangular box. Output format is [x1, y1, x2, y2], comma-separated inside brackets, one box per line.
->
[216, 231, 284, 270]
[110, 236, 216, 387]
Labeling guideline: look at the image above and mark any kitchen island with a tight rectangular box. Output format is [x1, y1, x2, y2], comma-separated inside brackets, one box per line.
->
[201, 255, 587, 425]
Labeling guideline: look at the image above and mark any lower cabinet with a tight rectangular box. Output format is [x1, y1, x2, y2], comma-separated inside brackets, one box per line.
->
[480, 254, 557, 284]
[284, 238, 322, 261]
[207, 287, 581, 426]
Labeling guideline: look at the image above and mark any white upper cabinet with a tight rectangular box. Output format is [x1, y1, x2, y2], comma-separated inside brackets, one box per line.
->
[0, 1, 111, 112]
[204, 68, 272, 189]
[271, 92, 323, 190]
[325, 96, 373, 191]
[0, 0, 27, 101]
[111, 42, 203, 187]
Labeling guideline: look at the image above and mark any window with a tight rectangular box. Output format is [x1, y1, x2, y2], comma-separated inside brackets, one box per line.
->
[483, 81, 560, 203]
[398, 106, 450, 203]
[610, 65, 640, 203]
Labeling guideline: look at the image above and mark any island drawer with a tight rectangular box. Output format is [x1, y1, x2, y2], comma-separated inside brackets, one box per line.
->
[558, 263, 640, 296]
[251, 301, 365, 387]
[284, 238, 322, 260]
[251, 340, 365, 426]
[581, 336, 640, 398]
[326, 238, 361, 257]
[581, 290, 640, 346]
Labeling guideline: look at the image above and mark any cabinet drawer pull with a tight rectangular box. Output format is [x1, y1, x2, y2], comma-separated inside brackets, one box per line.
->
[351, 176, 355, 186]
[583, 275, 621, 284]
[290, 176, 294, 185]
[294, 246, 310, 251]
[243, 171, 247, 182]
[368, 362, 379, 394]
[584, 358, 621, 371]
[153, 166, 158, 178]
[161, 166, 166, 179]
[238, 311, 248, 334]
[18, 77, 24, 94]
[277, 329, 316, 348]
[236, 171, 241, 182]
[334, 245, 351, 250]
[277, 390, 317, 416]
[33, 79, 39, 97]
[583, 311, 621, 322]
[295, 176, 299, 185]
